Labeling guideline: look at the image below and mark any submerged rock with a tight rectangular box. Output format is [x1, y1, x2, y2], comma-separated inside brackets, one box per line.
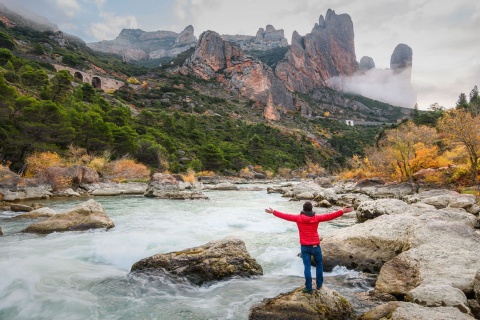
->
[11, 207, 56, 220]
[22, 199, 114, 234]
[131, 237, 263, 285]
[249, 286, 354, 320]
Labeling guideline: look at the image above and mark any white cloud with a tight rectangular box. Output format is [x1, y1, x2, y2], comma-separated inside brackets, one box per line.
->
[88, 11, 138, 40]
[54, 0, 81, 17]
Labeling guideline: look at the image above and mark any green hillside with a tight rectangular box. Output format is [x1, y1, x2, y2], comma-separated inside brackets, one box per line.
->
[0, 19, 406, 176]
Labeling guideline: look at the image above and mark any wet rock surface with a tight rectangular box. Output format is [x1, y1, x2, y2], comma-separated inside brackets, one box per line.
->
[131, 237, 263, 285]
[249, 286, 355, 320]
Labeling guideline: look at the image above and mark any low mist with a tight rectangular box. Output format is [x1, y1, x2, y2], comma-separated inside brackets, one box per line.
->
[327, 68, 417, 108]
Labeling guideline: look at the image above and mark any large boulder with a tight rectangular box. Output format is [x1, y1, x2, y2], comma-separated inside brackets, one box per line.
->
[144, 173, 208, 200]
[322, 195, 480, 314]
[358, 301, 473, 320]
[322, 213, 414, 273]
[356, 199, 411, 222]
[22, 199, 114, 234]
[131, 237, 262, 285]
[249, 286, 354, 320]
[43, 165, 99, 190]
[375, 215, 480, 296]
[405, 284, 469, 311]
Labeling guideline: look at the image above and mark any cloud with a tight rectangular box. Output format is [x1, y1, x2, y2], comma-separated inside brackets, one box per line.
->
[53, 0, 81, 17]
[327, 69, 417, 109]
[88, 11, 138, 40]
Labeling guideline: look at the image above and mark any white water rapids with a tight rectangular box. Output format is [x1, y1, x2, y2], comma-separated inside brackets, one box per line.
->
[0, 186, 373, 319]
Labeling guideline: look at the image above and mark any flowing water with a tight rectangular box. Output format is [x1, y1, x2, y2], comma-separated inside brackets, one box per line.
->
[0, 186, 374, 320]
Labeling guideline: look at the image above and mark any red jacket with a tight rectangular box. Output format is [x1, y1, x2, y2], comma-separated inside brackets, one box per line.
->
[273, 209, 344, 245]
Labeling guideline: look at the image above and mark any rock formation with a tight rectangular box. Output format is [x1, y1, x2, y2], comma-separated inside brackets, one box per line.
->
[222, 25, 288, 51]
[275, 9, 358, 93]
[144, 173, 208, 199]
[181, 30, 295, 120]
[249, 286, 354, 320]
[87, 25, 197, 61]
[359, 56, 375, 72]
[131, 237, 263, 285]
[22, 199, 114, 234]
[390, 43, 413, 75]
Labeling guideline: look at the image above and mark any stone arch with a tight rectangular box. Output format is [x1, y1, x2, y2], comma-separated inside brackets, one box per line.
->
[74, 71, 83, 82]
[92, 77, 102, 89]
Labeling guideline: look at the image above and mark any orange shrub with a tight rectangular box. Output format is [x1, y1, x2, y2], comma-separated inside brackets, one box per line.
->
[181, 169, 196, 183]
[239, 167, 254, 179]
[196, 171, 215, 177]
[110, 159, 150, 181]
[25, 151, 63, 178]
[277, 167, 292, 178]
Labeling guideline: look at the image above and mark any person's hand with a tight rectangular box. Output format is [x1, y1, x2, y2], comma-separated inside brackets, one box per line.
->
[342, 206, 354, 213]
[265, 207, 274, 214]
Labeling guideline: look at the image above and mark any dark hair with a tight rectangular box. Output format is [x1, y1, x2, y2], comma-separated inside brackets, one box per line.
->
[303, 201, 313, 212]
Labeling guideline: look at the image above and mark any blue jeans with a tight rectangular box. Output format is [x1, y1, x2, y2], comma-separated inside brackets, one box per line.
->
[300, 245, 323, 291]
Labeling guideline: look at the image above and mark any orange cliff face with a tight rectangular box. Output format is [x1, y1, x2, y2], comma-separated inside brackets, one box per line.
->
[180, 10, 363, 121]
[181, 31, 295, 120]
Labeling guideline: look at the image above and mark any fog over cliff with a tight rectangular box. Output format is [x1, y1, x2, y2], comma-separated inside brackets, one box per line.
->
[327, 69, 417, 109]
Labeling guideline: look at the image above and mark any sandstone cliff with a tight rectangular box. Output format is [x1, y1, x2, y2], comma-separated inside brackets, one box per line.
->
[222, 25, 288, 52]
[87, 25, 197, 61]
[275, 9, 358, 93]
[181, 31, 295, 120]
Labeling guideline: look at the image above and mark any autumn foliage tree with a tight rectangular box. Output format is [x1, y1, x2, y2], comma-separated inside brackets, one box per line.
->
[438, 108, 480, 184]
[377, 121, 439, 182]
[343, 121, 441, 182]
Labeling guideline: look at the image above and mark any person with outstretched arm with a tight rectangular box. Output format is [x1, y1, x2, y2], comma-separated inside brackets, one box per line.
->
[265, 201, 353, 294]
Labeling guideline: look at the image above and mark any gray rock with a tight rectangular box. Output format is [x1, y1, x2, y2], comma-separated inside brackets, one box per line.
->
[11, 207, 56, 220]
[91, 189, 122, 196]
[210, 183, 239, 191]
[406, 284, 468, 311]
[390, 43, 413, 73]
[144, 173, 208, 200]
[22, 199, 114, 234]
[131, 237, 262, 285]
[474, 270, 480, 300]
[1, 186, 53, 201]
[249, 286, 354, 320]
[295, 191, 315, 200]
[358, 301, 473, 320]
[322, 213, 414, 273]
[359, 56, 375, 71]
[318, 200, 332, 207]
[356, 199, 411, 222]
[10, 203, 35, 212]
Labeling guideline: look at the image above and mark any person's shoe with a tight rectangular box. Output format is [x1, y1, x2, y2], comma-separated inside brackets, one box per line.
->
[302, 288, 313, 294]
[316, 286, 323, 290]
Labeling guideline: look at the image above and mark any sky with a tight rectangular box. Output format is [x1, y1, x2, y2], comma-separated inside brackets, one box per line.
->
[1, 0, 480, 110]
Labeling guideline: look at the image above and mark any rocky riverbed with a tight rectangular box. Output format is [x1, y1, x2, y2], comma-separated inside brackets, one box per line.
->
[2, 170, 480, 318]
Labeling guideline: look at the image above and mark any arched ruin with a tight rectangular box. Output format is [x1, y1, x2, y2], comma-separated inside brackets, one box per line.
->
[92, 77, 102, 89]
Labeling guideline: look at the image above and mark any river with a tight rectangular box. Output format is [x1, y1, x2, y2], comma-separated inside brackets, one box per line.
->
[0, 186, 373, 319]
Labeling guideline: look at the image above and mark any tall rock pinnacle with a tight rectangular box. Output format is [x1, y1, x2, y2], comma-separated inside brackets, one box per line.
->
[275, 9, 358, 93]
